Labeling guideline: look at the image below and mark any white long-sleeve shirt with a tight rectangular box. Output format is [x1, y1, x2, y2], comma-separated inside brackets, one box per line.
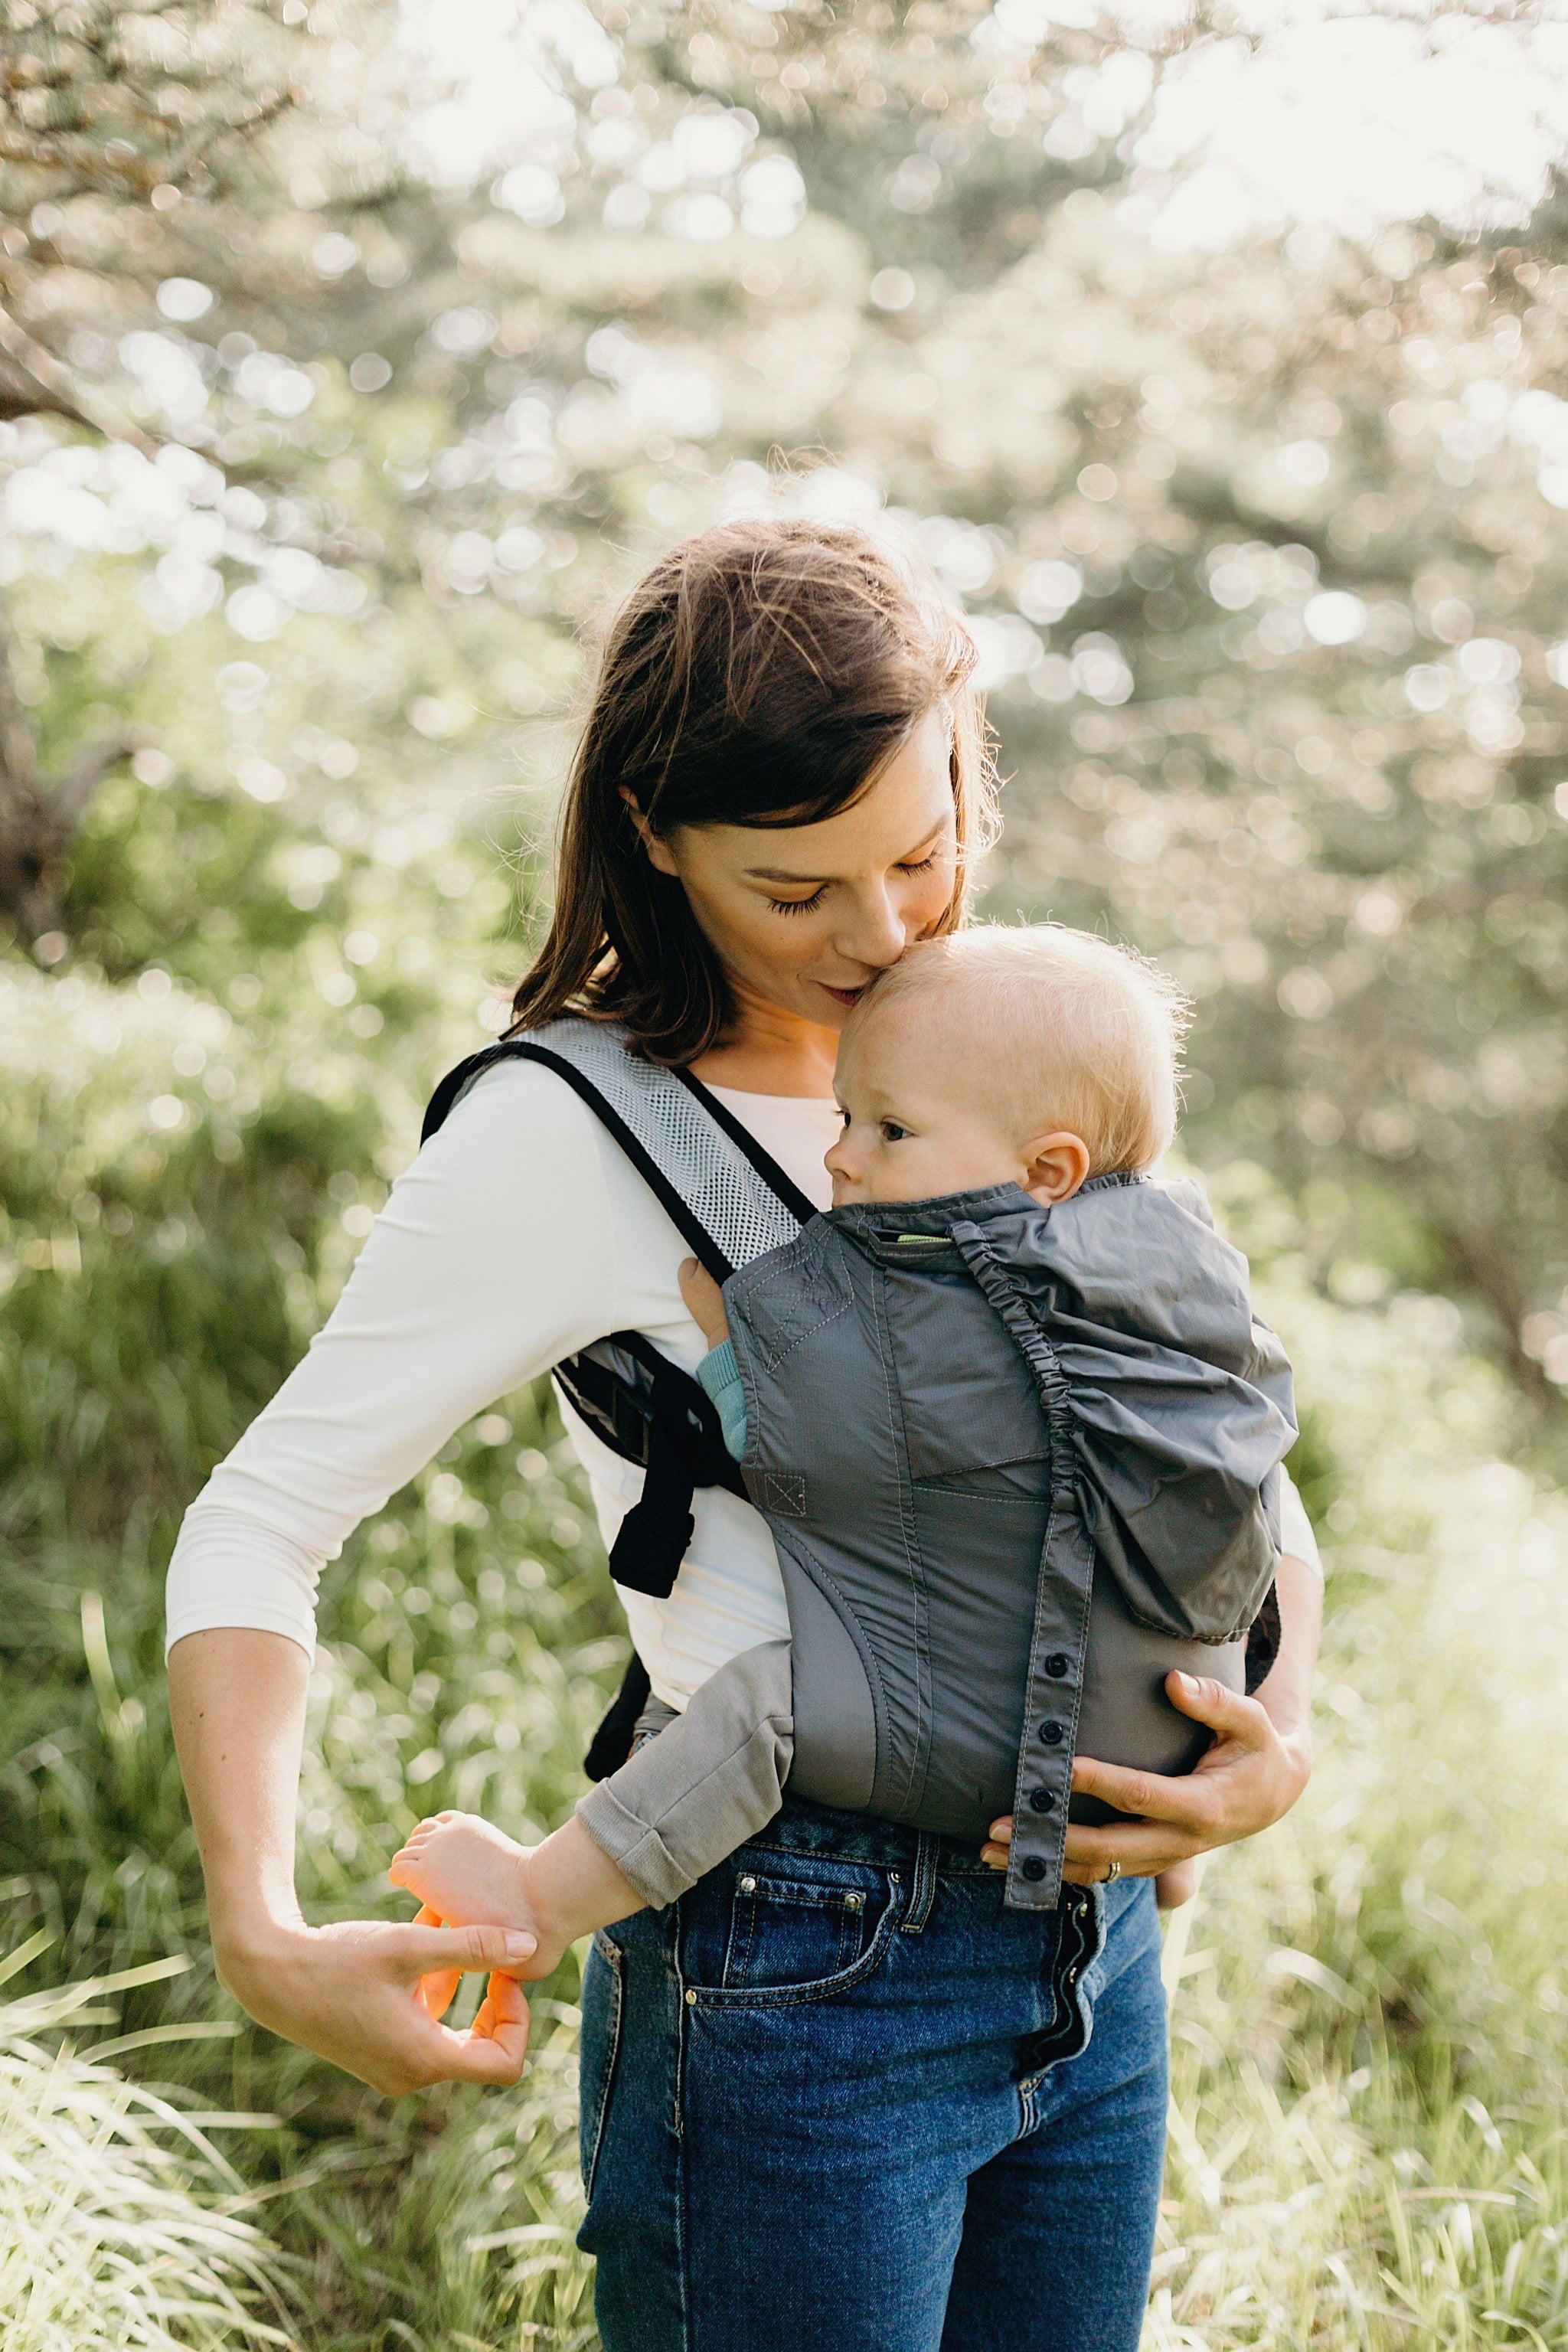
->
[165, 1059, 1320, 1707]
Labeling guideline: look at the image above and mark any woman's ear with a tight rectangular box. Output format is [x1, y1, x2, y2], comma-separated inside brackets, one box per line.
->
[1021, 1132, 1092, 1205]
[619, 787, 681, 877]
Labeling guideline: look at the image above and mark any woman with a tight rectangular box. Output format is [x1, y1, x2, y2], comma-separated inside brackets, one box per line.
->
[168, 519, 1321, 2351]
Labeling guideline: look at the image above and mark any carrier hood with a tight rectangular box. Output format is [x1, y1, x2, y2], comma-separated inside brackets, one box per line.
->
[831, 1174, 1298, 1644]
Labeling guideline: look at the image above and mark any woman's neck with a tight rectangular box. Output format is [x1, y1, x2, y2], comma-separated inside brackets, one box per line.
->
[689, 983, 839, 1098]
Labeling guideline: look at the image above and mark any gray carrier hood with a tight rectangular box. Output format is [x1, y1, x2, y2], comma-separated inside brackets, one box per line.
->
[829, 1172, 1298, 1645]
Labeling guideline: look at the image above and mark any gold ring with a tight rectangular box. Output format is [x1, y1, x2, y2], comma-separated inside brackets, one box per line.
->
[1104, 1859, 1122, 1883]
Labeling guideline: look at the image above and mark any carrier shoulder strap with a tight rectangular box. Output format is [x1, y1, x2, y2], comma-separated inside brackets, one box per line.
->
[420, 1016, 814, 1281]
[421, 1018, 816, 1775]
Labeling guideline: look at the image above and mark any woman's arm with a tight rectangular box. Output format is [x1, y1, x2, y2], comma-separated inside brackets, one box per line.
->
[169, 1628, 535, 2092]
[166, 1064, 626, 1658]
[165, 1066, 656, 2086]
[981, 1546, 1323, 1883]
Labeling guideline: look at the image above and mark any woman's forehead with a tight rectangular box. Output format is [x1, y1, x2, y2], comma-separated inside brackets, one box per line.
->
[733, 725, 956, 876]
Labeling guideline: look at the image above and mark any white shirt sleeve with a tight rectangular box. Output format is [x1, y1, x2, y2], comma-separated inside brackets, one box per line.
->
[165, 1061, 627, 1658]
[1277, 1468, 1321, 1579]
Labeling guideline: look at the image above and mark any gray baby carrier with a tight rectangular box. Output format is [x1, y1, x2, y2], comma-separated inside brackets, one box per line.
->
[423, 1016, 1295, 1910]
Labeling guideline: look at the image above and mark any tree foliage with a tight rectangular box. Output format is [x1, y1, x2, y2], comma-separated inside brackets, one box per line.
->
[0, 2, 1563, 1398]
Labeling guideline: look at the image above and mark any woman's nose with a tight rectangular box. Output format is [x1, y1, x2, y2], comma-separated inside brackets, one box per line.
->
[834, 884, 907, 972]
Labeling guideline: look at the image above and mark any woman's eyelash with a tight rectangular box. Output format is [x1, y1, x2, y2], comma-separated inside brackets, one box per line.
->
[771, 853, 939, 916]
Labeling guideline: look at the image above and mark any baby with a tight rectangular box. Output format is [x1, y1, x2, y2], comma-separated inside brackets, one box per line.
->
[391, 926, 1293, 1969]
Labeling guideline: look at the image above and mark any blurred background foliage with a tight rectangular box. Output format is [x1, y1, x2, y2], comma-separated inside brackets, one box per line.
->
[3, 2, 1568, 2346]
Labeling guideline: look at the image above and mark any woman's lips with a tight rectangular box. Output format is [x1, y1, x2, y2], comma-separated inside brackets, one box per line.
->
[821, 983, 866, 1008]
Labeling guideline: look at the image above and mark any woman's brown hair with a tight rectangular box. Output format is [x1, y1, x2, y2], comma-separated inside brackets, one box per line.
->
[509, 515, 997, 1066]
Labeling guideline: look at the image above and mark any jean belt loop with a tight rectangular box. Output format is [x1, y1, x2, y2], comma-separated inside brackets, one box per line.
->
[900, 1831, 939, 1935]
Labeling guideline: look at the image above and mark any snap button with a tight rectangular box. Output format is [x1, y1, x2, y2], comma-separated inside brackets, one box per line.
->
[1028, 1788, 1056, 1814]
[1021, 1856, 1047, 1883]
[1044, 1653, 1070, 1679]
[1039, 1721, 1064, 1746]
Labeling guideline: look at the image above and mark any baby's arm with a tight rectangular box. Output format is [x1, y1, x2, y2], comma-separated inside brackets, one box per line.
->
[390, 1641, 795, 1958]
[576, 1639, 793, 1905]
[681, 1256, 748, 1461]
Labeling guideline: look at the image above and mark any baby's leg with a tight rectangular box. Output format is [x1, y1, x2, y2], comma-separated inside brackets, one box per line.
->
[390, 1811, 644, 1978]
[390, 1811, 531, 1934]
[577, 1639, 794, 1907]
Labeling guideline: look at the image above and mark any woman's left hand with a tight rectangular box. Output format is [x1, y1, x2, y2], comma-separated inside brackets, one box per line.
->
[980, 1668, 1312, 1883]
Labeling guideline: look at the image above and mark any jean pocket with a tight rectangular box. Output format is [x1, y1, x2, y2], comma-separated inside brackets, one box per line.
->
[578, 1930, 624, 2202]
[681, 1860, 900, 2009]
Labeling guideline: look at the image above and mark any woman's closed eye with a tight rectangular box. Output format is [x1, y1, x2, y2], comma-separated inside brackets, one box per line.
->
[769, 846, 941, 915]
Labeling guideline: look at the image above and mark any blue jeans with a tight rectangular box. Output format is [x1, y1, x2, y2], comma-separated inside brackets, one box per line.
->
[578, 1792, 1168, 2352]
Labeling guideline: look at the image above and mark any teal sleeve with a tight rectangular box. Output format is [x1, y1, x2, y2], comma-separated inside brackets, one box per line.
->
[695, 1340, 747, 1460]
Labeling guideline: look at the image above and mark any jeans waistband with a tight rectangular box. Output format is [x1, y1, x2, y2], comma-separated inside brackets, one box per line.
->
[745, 1788, 1001, 1878]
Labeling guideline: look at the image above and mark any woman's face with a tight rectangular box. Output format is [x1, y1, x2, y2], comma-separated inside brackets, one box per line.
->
[635, 704, 959, 1034]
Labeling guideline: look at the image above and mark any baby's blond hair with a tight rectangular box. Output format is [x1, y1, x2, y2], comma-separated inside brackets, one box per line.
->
[845, 924, 1191, 1175]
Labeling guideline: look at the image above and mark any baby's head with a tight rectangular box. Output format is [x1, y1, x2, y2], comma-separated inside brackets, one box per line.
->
[826, 925, 1189, 1209]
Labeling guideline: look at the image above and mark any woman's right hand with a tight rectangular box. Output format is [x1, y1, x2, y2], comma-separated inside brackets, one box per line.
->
[218, 1911, 535, 2096]
[170, 1630, 535, 2098]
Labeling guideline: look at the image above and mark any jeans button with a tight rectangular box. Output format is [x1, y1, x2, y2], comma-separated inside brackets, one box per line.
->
[1022, 1856, 1047, 1883]
[1028, 1788, 1056, 1814]
[1044, 1653, 1070, 1679]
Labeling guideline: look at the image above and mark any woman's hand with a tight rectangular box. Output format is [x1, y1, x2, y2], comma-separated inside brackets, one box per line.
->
[170, 1630, 536, 2099]
[218, 1909, 535, 2096]
[981, 1547, 1321, 1885]
[981, 1666, 1312, 1883]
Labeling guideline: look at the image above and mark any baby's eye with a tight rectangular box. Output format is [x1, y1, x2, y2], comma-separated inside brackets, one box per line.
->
[880, 1119, 910, 1144]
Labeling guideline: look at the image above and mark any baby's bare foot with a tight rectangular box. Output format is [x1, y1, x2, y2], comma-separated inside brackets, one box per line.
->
[390, 1811, 534, 1939]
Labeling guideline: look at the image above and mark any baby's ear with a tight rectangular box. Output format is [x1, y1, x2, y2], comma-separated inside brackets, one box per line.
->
[1021, 1132, 1092, 1205]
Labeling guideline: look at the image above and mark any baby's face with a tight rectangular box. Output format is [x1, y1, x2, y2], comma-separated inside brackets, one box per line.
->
[827, 1004, 1071, 1208]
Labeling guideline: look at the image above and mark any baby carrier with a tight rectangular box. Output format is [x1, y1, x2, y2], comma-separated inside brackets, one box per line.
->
[422, 1016, 1292, 1911]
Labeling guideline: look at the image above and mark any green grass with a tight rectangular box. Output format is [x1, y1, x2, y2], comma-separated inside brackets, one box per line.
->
[5, 957, 1568, 2347]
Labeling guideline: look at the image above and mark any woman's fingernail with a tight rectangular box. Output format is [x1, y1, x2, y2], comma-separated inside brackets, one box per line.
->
[505, 1932, 537, 1958]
